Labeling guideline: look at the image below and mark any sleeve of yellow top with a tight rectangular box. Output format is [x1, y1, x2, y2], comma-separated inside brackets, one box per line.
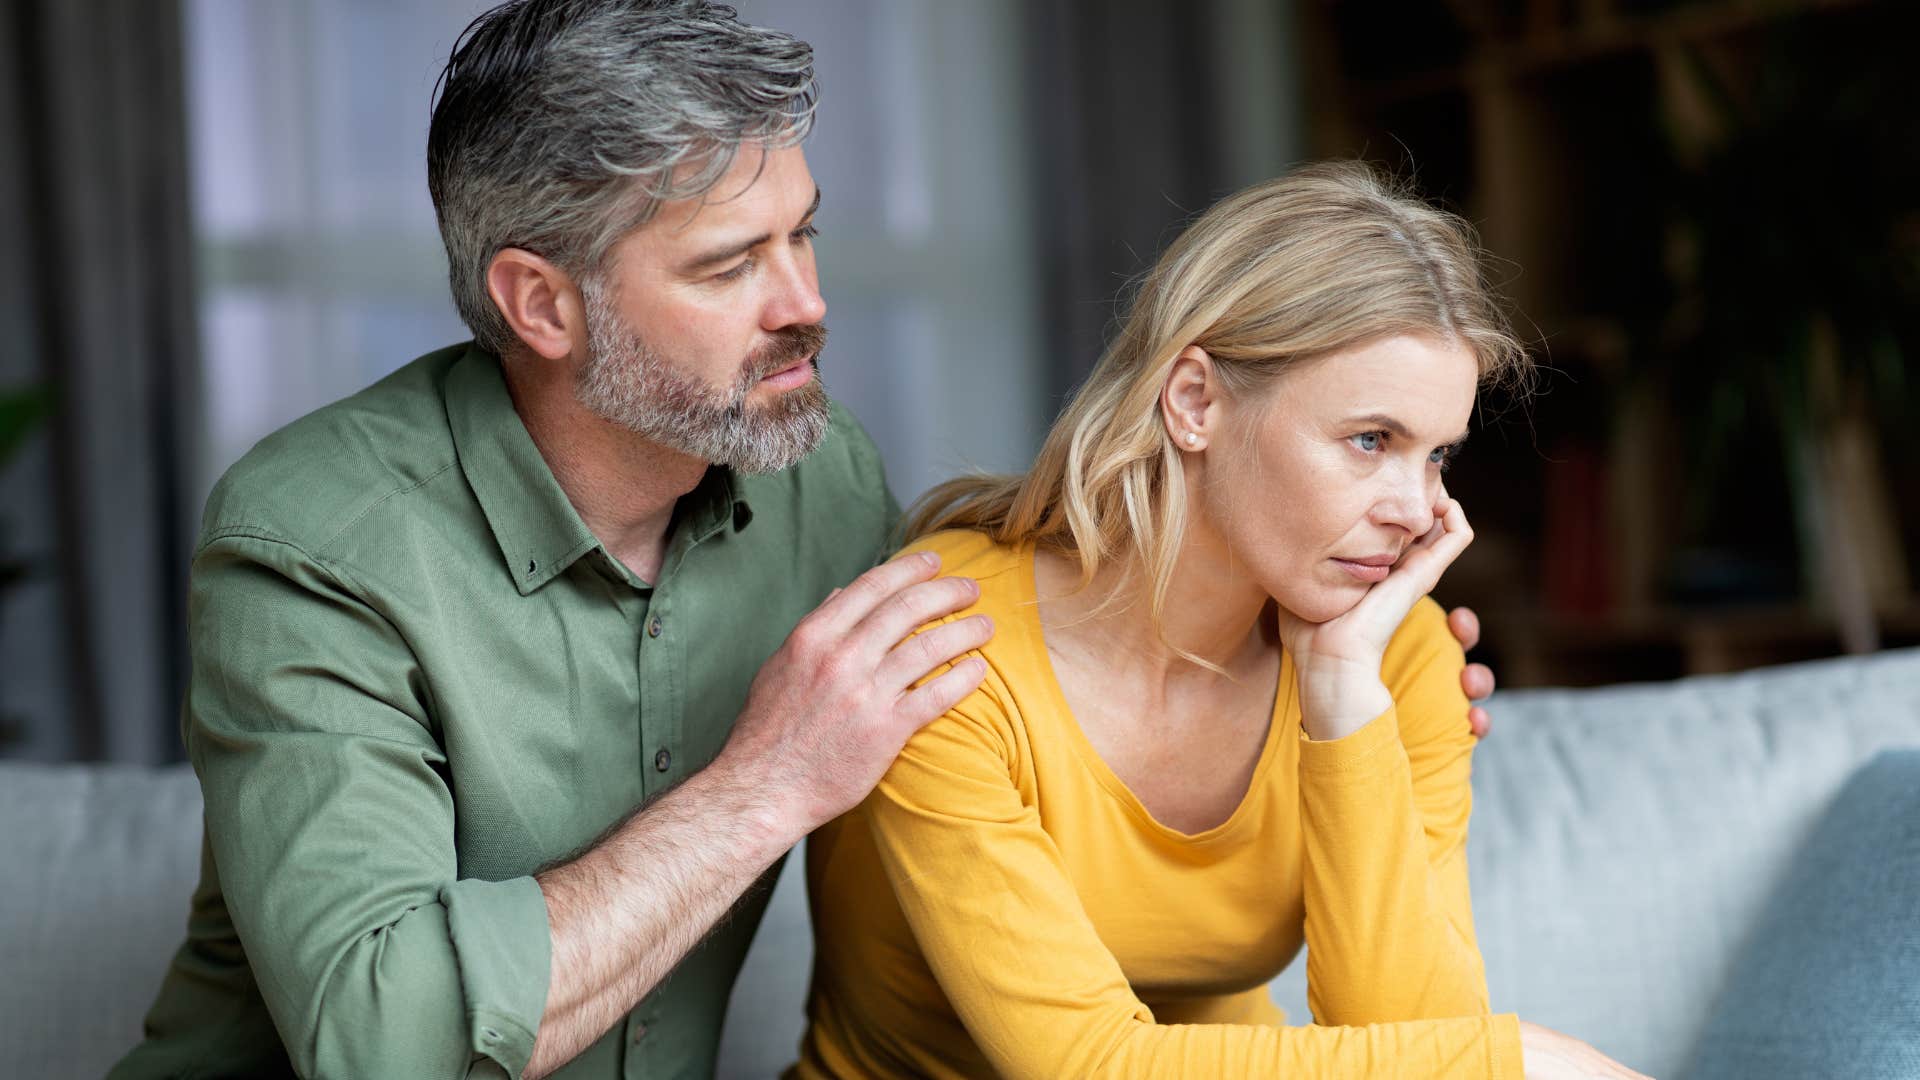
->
[1296, 596, 1516, 1058]
[866, 661, 1522, 1080]
[185, 533, 551, 1079]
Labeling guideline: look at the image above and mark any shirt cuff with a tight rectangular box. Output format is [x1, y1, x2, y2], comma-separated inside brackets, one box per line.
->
[1490, 1012, 1524, 1079]
[441, 875, 553, 1078]
[1296, 704, 1402, 777]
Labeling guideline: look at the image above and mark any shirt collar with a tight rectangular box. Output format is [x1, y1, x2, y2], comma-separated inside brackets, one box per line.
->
[444, 346, 753, 595]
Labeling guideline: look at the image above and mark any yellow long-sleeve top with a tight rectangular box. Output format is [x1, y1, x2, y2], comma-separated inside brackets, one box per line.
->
[793, 529, 1523, 1079]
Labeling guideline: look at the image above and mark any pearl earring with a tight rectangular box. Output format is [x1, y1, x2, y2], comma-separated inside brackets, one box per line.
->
[1184, 431, 1198, 447]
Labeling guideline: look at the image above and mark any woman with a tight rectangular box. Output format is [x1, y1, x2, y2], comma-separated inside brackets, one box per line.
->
[793, 163, 1644, 1078]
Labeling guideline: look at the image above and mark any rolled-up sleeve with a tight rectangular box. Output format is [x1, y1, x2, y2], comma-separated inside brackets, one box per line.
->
[186, 531, 552, 1079]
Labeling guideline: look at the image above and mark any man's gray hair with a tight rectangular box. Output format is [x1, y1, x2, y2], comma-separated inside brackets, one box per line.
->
[428, 0, 818, 354]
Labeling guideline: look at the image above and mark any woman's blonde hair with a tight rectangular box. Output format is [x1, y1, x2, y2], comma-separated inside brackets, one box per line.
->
[904, 161, 1532, 650]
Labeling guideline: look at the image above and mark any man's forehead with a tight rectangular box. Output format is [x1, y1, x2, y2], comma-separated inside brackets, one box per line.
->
[654, 145, 814, 235]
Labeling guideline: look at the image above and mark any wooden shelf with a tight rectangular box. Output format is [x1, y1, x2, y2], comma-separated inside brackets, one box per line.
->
[1302, 0, 1919, 688]
[1345, 0, 1875, 110]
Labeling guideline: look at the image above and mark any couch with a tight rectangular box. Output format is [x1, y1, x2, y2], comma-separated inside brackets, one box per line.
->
[6, 646, 1918, 1079]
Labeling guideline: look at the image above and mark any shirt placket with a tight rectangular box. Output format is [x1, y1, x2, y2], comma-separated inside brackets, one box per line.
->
[636, 579, 686, 801]
[627, 572, 685, 1070]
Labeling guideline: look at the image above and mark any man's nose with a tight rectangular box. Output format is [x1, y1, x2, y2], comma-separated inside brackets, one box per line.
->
[762, 251, 826, 330]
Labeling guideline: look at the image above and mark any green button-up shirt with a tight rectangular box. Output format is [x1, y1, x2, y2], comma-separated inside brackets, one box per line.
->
[110, 345, 899, 1079]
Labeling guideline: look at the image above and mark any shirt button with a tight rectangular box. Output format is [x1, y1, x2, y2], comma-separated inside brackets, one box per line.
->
[654, 748, 672, 772]
[647, 616, 663, 638]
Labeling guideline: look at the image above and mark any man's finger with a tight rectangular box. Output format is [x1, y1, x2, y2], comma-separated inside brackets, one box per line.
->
[809, 551, 942, 633]
[878, 614, 995, 693]
[895, 656, 988, 730]
[857, 574, 981, 658]
[1461, 661, 1495, 702]
[1447, 605, 1481, 652]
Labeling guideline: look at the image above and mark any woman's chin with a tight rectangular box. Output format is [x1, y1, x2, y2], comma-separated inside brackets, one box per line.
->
[1272, 585, 1365, 626]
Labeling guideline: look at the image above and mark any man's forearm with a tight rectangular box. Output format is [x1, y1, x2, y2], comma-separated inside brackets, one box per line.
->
[525, 755, 796, 1078]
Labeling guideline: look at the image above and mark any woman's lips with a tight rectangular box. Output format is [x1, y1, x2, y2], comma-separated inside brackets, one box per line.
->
[759, 356, 815, 390]
[1331, 557, 1392, 583]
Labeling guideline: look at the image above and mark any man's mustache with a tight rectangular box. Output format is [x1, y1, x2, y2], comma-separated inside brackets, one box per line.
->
[745, 323, 829, 382]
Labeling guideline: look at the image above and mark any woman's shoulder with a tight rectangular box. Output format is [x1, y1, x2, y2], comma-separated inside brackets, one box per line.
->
[895, 528, 1032, 616]
[887, 530, 1047, 757]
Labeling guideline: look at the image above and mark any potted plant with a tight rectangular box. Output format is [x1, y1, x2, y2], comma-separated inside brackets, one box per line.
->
[0, 385, 50, 750]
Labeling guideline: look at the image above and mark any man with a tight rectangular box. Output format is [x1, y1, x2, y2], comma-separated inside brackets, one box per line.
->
[112, 2, 1497, 1077]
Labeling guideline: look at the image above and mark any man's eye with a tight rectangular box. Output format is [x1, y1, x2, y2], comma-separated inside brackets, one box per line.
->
[714, 257, 755, 283]
[1350, 431, 1386, 452]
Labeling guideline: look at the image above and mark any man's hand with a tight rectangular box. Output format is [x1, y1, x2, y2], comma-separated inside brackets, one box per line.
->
[526, 550, 991, 1078]
[1446, 605, 1496, 738]
[718, 549, 994, 834]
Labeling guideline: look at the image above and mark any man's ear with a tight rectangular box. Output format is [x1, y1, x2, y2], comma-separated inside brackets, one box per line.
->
[1161, 345, 1219, 452]
[485, 248, 584, 361]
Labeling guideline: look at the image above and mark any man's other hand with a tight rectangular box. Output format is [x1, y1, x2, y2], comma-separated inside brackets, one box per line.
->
[1447, 605, 1496, 738]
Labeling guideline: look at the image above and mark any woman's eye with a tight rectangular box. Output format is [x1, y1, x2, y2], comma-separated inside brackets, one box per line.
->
[1429, 446, 1453, 471]
[1350, 431, 1385, 453]
[792, 223, 819, 243]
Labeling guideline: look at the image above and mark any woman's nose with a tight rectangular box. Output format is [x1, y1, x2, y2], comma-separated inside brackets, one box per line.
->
[1371, 468, 1435, 536]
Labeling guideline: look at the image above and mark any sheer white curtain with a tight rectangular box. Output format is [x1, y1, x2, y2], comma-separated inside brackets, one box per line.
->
[184, 0, 1046, 512]
[184, 0, 488, 505]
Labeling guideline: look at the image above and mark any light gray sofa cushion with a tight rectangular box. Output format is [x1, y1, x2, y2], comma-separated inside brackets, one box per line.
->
[1268, 646, 1920, 1079]
[0, 763, 204, 1080]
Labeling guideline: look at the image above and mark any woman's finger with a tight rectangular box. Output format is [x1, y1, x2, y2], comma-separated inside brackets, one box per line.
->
[1326, 497, 1474, 656]
[1364, 497, 1473, 615]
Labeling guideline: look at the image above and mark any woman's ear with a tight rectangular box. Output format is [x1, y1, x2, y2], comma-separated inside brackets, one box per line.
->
[1161, 345, 1218, 451]
[485, 248, 585, 362]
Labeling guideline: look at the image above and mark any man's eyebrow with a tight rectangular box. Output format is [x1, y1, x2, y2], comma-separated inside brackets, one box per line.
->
[677, 187, 823, 275]
[1348, 413, 1470, 447]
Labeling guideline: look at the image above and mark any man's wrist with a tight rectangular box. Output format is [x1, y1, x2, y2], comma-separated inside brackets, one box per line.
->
[692, 749, 810, 863]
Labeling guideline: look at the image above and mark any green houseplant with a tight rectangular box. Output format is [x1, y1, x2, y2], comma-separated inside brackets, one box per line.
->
[0, 385, 50, 750]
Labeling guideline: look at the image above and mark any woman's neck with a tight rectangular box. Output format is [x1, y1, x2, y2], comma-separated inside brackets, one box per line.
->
[1035, 533, 1275, 689]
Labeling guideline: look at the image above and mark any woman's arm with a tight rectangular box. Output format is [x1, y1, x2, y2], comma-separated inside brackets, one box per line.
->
[1297, 595, 1499, 1025]
[865, 669, 1522, 1080]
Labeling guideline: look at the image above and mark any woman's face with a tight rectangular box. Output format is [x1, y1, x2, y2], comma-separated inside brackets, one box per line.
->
[1192, 333, 1479, 624]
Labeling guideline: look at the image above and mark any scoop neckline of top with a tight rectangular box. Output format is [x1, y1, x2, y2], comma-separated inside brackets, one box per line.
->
[1012, 539, 1290, 846]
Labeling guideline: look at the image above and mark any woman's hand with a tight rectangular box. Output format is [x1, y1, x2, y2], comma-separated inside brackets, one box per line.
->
[1519, 1020, 1654, 1079]
[1277, 490, 1474, 740]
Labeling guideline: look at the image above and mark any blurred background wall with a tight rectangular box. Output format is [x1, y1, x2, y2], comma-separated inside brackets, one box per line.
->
[1, 0, 1914, 764]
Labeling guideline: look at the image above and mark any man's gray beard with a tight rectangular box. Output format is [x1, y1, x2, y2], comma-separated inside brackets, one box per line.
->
[574, 285, 831, 475]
